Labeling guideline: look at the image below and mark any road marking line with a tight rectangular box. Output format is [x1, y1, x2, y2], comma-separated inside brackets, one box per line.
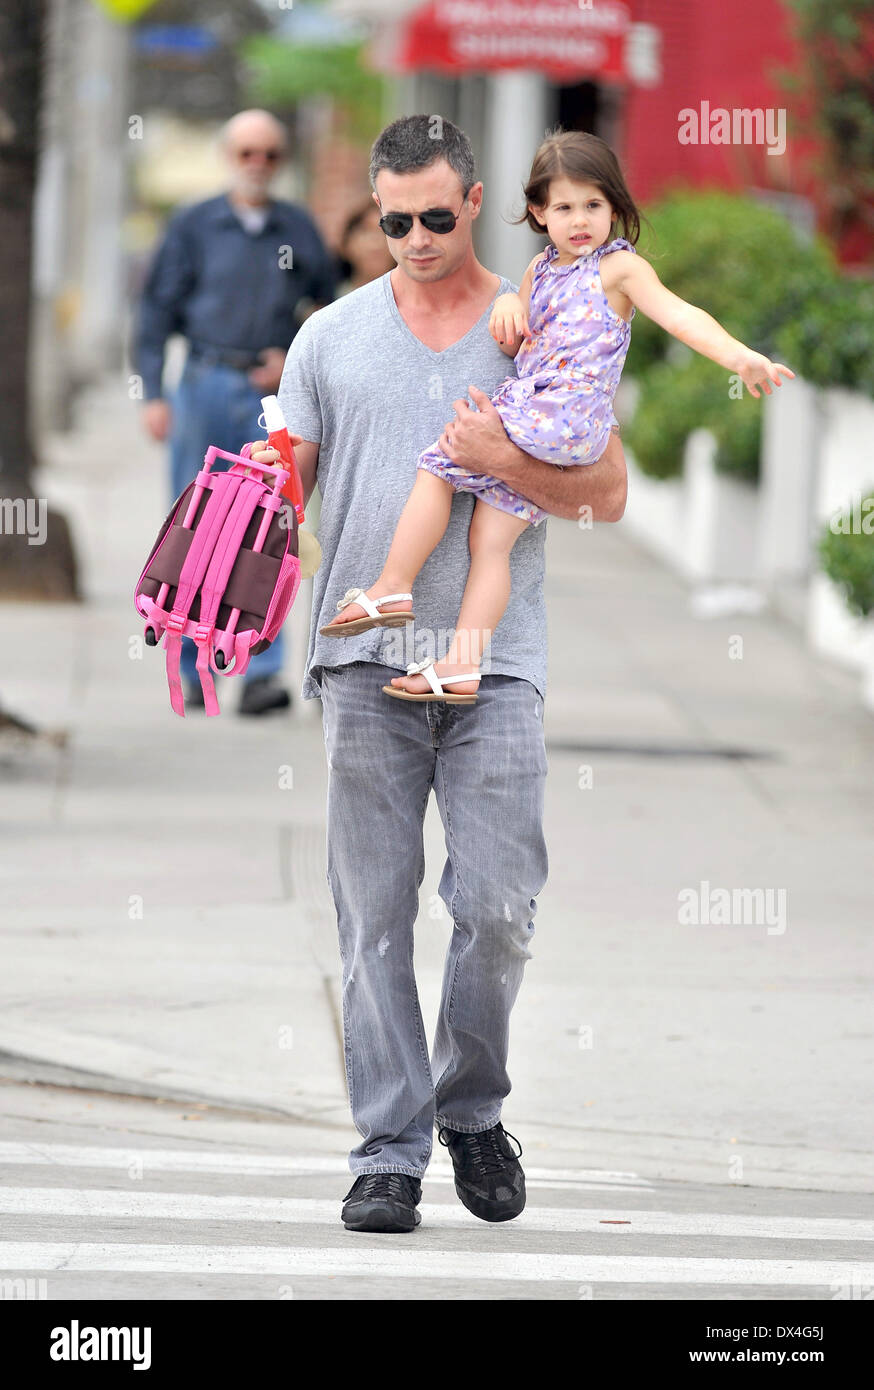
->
[0, 1187, 870, 1242]
[0, 1242, 869, 1285]
[0, 1143, 651, 1189]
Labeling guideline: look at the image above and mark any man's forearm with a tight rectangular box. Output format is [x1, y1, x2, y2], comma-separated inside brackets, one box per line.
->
[493, 435, 627, 523]
[136, 335, 167, 402]
[135, 306, 170, 402]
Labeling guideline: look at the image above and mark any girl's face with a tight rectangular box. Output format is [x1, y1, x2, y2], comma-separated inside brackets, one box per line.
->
[530, 177, 616, 260]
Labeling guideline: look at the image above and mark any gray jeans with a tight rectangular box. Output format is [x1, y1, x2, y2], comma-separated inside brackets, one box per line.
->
[320, 660, 549, 1178]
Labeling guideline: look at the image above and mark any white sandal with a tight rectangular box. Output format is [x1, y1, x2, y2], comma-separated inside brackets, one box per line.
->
[319, 586, 415, 637]
[382, 658, 480, 704]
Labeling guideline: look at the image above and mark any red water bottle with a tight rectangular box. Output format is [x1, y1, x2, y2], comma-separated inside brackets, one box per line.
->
[261, 395, 305, 526]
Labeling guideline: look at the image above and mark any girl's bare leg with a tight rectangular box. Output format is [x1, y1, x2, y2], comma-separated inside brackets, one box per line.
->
[324, 469, 454, 627]
[388, 497, 530, 693]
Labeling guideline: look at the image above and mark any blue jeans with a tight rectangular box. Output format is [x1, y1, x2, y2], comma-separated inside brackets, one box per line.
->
[168, 357, 284, 686]
[320, 661, 549, 1178]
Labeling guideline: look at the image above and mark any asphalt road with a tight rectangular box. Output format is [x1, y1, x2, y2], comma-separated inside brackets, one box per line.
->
[1, 1082, 872, 1302]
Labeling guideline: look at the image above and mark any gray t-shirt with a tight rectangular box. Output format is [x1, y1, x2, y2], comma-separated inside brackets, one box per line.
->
[277, 269, 548, 702]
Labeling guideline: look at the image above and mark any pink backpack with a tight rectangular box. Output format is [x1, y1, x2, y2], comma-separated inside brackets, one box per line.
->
[135, 444, 301, 716]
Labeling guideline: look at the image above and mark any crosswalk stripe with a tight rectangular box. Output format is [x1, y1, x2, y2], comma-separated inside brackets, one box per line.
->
[0, 1243, 869, 1285]
[0, 1187, 870, 1242]
[0, 1143, 651, 1190]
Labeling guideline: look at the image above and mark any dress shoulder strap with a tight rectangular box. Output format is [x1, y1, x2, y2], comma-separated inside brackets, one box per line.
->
[531, 245, 557, 280]
[596, 236, 637, 258]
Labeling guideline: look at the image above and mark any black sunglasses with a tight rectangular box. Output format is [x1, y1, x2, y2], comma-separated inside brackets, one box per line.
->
[378, 192, 469, 239]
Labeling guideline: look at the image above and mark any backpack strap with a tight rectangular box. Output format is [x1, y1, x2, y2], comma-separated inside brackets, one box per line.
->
[192, 477, 266, 715]
[164, 473, 244, 717]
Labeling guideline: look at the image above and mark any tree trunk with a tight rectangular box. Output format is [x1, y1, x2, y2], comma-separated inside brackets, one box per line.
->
[0, 0, 78, 599]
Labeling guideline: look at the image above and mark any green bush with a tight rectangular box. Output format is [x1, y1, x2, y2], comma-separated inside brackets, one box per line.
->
[629, 191, 837, 377]
[625, 354, 762, 483]
[818, 492, 874, 618]
[240, 37, 385, 141]
[776, 278, 874, 396]
[780, 1, 874, 246]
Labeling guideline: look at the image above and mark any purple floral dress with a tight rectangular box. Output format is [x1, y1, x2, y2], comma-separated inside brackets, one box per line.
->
[417, 236, 636, 526]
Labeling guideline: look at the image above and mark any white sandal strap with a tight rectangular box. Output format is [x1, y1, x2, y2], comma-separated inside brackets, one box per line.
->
[374, 592, 413, 606]
[337, 587, 412, 617]
[405, 659, 440, 695]
[405, 659, 480, 694]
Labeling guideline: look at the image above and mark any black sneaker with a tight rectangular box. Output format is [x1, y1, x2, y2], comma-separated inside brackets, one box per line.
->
[238, 677, 291, 716]
[341, 1173, 422, 1233]
[438, 1122, 526, 1222]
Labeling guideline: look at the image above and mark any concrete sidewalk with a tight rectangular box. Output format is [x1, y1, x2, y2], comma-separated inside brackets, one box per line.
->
[1, 376, 872, 1192]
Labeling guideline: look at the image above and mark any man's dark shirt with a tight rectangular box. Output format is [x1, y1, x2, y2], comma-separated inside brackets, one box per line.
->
[136, 192, 337, 400]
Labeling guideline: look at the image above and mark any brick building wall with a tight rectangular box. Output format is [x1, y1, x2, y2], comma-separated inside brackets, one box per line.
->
[623, 0, 803, 202]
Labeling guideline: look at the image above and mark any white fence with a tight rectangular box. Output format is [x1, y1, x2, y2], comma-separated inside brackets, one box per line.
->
[620, 378, 874, 711]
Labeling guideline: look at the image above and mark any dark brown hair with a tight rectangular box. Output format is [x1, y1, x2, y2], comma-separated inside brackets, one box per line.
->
[340, 199, 381, 250]
[515, 129, 640, 245]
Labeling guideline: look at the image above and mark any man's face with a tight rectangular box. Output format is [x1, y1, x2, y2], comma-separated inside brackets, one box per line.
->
[373, 161, 482, 284]
[225, 125, 286, 200]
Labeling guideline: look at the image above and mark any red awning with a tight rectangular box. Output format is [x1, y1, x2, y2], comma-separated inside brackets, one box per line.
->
[394, 0, 632, 80]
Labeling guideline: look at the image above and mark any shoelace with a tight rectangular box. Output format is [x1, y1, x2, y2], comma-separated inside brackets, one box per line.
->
[439, 1123, 523, 1176]
[348, 1173, 418, 1203]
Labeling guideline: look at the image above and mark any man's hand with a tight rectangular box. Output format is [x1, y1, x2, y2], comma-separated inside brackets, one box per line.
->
[143, 399, 171, 442]
[438, 385, 514, 476]
[590, 429, 627, 521]
[248, 347, 288, 394]
[244, 433, 305, 479]
[439, 386, 627, 522]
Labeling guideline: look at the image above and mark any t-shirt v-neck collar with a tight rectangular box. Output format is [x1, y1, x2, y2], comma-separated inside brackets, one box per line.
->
[381, 270, 509, 362]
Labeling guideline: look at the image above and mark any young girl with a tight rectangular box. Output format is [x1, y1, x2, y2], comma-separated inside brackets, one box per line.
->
[318, 130, 794, 702]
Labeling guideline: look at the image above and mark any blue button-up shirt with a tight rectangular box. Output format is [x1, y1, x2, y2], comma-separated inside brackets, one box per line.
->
[135, 192, 337, 400]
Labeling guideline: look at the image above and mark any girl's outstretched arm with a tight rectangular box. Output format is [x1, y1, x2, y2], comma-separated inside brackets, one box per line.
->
[602, 251, 795, 397]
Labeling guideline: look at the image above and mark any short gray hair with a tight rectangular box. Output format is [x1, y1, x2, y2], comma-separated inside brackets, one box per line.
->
[369, 115, 476, 193]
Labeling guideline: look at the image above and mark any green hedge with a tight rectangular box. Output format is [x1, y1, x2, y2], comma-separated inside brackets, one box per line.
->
[624, 191, 874, 482]
[629, 191, 836, 375]
[625, 355, 762, 482]
[240, 37, 385, 140]
[775, 278, 874, 397]
[818, 492, 874, 619]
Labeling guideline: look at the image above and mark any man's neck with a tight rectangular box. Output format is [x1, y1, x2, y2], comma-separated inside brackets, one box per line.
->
[390, 248, 500, 316]
[227, 189, 269, 211]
